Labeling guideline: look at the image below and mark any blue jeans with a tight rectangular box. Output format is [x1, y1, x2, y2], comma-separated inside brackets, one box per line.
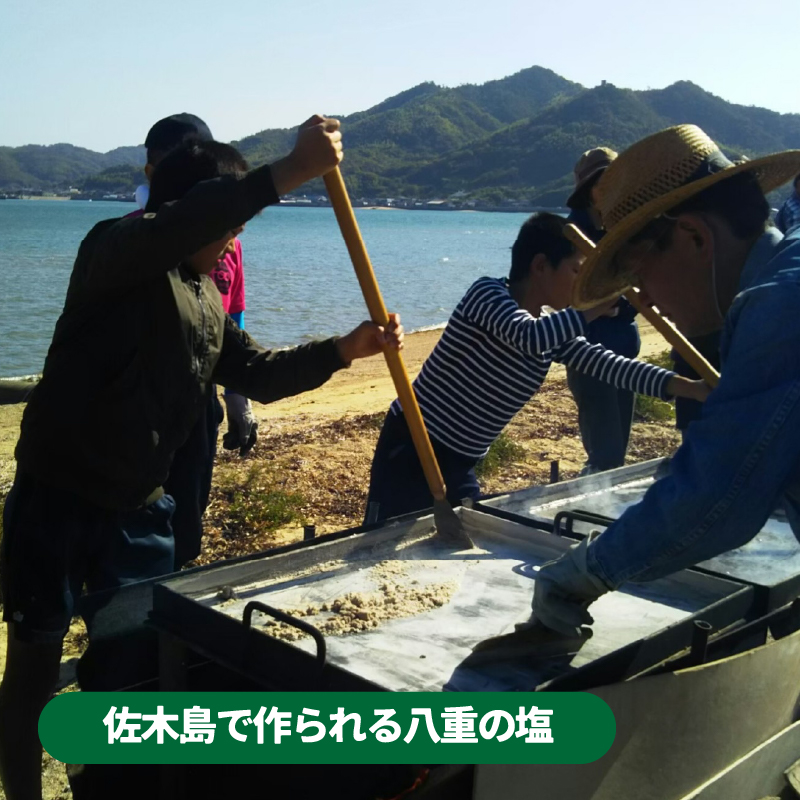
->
[364, 408, 480, 524]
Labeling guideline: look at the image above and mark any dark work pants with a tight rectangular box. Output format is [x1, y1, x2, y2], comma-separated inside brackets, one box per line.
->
[0, 472, 175, 642]
[76, 391, 222, 696]
[364, 408, 480, 524]
[566, 369, 636, 471]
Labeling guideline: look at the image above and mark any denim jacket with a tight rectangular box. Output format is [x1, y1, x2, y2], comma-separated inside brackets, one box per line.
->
[588, 226, 800, 587]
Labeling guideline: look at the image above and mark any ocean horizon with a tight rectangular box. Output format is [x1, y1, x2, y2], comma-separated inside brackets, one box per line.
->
[0, 199, 533, 378]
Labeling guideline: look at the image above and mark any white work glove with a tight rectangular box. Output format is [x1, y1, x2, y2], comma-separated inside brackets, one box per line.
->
[523, 531, 611, 638]
[222, 393, 258, 457]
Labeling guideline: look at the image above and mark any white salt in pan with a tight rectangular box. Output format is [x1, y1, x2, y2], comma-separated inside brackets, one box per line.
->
[198, 511, 741, 692]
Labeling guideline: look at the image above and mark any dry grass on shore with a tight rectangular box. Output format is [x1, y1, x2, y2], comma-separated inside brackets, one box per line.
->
[193, 369, 679, 565]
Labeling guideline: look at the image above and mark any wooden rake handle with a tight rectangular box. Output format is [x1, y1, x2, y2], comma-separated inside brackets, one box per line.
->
[323, 167, 448, 502]
[564, 224, 720, 388]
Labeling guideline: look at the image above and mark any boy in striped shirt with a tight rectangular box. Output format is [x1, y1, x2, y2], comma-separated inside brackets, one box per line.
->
[364, 212, 710, 523]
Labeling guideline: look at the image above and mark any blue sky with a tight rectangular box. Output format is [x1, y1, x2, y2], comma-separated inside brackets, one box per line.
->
[2, 0, 797, 152]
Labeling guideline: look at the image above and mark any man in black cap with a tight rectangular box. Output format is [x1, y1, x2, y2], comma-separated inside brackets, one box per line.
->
[72, 117, 255, 708]
[0, 115, 404, 800]
[142, 112, 213, 181]
[135, 113, 258, 570]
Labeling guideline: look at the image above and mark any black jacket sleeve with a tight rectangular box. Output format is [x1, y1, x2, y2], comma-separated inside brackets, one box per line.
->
[72, 165, 280, 302]
[212, 315, 348, 403]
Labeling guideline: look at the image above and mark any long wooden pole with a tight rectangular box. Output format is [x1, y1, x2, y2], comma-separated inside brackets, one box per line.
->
[564, 223, 720, 388]
[323, 168, 449, 502]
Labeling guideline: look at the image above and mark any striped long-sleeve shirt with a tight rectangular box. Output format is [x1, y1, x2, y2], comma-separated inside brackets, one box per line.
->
[393, 277, 675, 459]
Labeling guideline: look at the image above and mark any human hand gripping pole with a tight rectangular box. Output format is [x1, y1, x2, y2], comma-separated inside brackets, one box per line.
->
[564, 223, 721, 388]
[323, 167, 473, 549]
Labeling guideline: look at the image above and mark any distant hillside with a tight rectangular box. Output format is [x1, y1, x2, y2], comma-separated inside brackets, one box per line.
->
[641, 81, 800, 154]
[407, 84, 670, 198]
[3, 67, 799, 205]
[233, 66, 582, 197]
[0, 143, 145, 190]
[400, 80, 800, 204]
[0, 66, 580, 194]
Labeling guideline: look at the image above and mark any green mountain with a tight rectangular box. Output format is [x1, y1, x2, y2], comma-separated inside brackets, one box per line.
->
[236, 75, 800, 203]
[0, 143, 145, 190]
[641, 81, 800, 154]
[79, 164, 143, 193]
[407, 84, 668, 195]
[3, 67, 799, 205]
[232, 66, 582, 196]
[404, 81, 800, 203]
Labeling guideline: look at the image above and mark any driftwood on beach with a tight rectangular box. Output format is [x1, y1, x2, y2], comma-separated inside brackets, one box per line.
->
[0, 378, 39, 405]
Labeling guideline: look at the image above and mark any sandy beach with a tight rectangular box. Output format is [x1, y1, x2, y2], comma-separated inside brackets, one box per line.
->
[0, 320, 668, 496]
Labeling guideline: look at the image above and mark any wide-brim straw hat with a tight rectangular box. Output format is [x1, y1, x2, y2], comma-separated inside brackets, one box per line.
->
[572, 125, 800, 309]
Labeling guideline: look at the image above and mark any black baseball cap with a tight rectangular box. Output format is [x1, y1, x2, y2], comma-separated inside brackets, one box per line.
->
[144, 113, 213, 154]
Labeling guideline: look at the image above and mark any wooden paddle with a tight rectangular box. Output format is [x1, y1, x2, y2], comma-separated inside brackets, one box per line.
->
[323, 167, 473, 549]
[564, 223, 720, 388]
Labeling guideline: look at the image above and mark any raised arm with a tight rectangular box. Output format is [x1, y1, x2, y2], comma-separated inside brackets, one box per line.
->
[72, 116, 342, 301]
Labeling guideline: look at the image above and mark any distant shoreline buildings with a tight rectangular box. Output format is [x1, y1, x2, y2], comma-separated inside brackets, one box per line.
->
[1, 191, 567, 214]
[276, 194, 567, 214]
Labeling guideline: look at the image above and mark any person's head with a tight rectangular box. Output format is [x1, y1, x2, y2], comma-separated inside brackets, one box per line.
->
[573, 125, 800, 337]
[610, 171, 768, 335]
[146, 140, 249, 275]
[510, 212, 584, 311]
[143, 113, 213, 180]
[566, 147, 618, 214]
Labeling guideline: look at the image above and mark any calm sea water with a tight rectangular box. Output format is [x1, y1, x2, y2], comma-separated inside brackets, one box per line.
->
[0, 199, 532, 378]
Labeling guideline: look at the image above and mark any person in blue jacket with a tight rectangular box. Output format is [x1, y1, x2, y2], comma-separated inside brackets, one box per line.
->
[524, 125, 800, 637]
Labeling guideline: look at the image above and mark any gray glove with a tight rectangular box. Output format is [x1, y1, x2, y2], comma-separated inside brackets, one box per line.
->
[222, 393, 258, 457]
[525, 532, 611, 638]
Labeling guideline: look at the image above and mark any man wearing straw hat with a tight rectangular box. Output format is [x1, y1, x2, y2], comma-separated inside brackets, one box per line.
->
[524, 124, 800, 637]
